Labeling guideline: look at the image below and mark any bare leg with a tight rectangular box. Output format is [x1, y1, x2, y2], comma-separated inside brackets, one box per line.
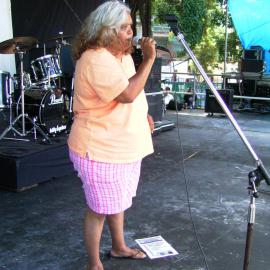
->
[84, 208, 105, 270]
[107, 212, 126, 252]
[107, 212, 146, 258]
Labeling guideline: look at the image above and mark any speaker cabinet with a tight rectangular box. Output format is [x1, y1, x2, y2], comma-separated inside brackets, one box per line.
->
[132, 52, 163, 122]
[256, 83, 270, 97]
[205, 89, 234, 114]
[241, 59, 264, 73]
[144, 58, 163, 122]
[244, 49, 264, 60]
[146, 94, 163, 122]
[144, 58, 162, 93]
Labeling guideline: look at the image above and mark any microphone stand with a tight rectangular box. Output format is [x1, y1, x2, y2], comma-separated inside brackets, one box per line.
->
[164, 14, 270, 270]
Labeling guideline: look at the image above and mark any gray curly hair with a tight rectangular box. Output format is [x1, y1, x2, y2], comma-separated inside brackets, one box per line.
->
[73, 1, 132, 60]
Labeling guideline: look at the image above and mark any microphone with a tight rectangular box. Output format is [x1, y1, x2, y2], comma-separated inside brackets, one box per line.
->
[132, 35, 143, 48]
[132, 35, 170, 53]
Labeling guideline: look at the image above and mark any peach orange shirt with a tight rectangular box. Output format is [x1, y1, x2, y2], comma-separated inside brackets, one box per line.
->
[67, 48, 154, 163]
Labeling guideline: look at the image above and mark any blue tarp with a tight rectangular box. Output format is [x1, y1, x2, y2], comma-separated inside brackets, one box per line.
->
[228, 0, 270, 50]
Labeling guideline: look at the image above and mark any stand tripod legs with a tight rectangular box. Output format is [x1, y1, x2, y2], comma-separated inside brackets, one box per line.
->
[0, 113, 51, 143]
[0, 113, 28, 141]
[27, 116, 52, 143]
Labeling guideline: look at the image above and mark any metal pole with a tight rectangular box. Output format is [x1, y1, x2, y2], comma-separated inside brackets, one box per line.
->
[223, 0, 229, 89]
[19, 52, 26, 135]
[193, 71, 196, 108]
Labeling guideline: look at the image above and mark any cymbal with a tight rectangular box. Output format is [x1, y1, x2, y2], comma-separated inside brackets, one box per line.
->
[0, 36, 38, 54]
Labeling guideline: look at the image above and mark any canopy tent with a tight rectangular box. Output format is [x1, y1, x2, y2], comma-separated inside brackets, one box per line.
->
[228, 0, 270, 50]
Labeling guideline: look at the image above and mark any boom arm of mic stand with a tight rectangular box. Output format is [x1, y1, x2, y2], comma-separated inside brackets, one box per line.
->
[164, 15, 270, 186]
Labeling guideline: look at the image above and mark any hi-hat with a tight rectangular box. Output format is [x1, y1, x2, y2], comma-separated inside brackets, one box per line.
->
[0, 36, 38, 54]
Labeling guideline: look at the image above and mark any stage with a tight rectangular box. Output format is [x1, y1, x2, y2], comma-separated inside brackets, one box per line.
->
[0, 108, 73, 191]
[1, 109, 270, 270]
[0, 106, 174, 191]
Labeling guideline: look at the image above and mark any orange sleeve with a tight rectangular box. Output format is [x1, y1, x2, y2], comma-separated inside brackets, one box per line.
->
[85, 50, 130, 103]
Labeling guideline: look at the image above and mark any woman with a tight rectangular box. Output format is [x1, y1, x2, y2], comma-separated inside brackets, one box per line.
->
[68, 1, 156, 270]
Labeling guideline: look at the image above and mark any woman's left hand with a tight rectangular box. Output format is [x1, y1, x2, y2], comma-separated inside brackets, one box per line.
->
[147, 114, 154, 134]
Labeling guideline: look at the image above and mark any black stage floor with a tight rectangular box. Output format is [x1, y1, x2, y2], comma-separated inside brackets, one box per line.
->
[1, 109, 270, 270]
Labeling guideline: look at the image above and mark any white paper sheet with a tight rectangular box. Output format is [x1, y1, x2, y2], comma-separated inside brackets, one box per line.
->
[135, 235, 179, 259]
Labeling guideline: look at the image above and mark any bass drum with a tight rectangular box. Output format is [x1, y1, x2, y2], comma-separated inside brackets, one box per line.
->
[16, 88, 67, 134]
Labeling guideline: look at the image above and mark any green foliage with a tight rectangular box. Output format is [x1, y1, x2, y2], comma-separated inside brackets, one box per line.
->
[178, 0, 206, 48]
[193, 27, 222, 73]
[153, 0, 182, 23]
[153, 0, 206, 48]
[216, 31, 242, 62]
[152, 0, 242, 72]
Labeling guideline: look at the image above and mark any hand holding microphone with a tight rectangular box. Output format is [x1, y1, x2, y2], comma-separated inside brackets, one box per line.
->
[133, 35, 171, 58]
[133, 36, 156, 62]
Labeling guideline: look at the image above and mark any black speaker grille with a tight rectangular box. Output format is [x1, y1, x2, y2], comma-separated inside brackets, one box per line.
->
[205, 89, 234, 114]
[241, 59, 264, 73]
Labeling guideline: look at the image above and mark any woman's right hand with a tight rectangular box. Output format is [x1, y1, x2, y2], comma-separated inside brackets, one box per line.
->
[140, 37, 156, 62]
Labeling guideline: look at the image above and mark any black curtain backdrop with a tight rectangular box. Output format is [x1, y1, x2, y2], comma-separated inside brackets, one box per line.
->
[11, 0, 105, 43]
[10, 0, 105, 75]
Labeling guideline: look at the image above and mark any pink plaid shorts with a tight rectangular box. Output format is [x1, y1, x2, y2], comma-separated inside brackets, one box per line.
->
[69, 150, 142, 215]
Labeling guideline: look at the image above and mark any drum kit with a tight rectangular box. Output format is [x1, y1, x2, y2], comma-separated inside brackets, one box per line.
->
[0, 34, 73, 143]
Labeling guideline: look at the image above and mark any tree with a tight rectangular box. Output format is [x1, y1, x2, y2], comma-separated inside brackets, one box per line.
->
[152, 0, 242, 72]
[153, 0, 206, 48]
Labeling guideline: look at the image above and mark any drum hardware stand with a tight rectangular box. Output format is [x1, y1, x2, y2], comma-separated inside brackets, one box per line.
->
[55, 32, 64, 89]
[164, 14, 270, 270]
[6, 76, 18, 134]
[32, 116, 38, 140]
[53, 31, 71, 89]
[0, 49, 51, 144]
[43, 43, 46, 56]
[5, 73, 11, 109]
[46, 64, 51, 89]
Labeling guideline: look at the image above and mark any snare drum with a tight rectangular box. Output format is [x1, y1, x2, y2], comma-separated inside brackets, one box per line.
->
[16, 88, 67, 134]
[0, 71, 10, 108]
[31, 54, 62, 84]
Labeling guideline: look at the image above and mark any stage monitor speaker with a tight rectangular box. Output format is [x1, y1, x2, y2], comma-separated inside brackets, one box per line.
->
[205, 89, 234, 114]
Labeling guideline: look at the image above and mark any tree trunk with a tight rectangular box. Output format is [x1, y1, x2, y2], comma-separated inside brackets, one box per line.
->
[127, 0, 152, 36]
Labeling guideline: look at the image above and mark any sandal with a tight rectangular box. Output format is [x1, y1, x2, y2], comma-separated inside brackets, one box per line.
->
[109, 248, 146, 260]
